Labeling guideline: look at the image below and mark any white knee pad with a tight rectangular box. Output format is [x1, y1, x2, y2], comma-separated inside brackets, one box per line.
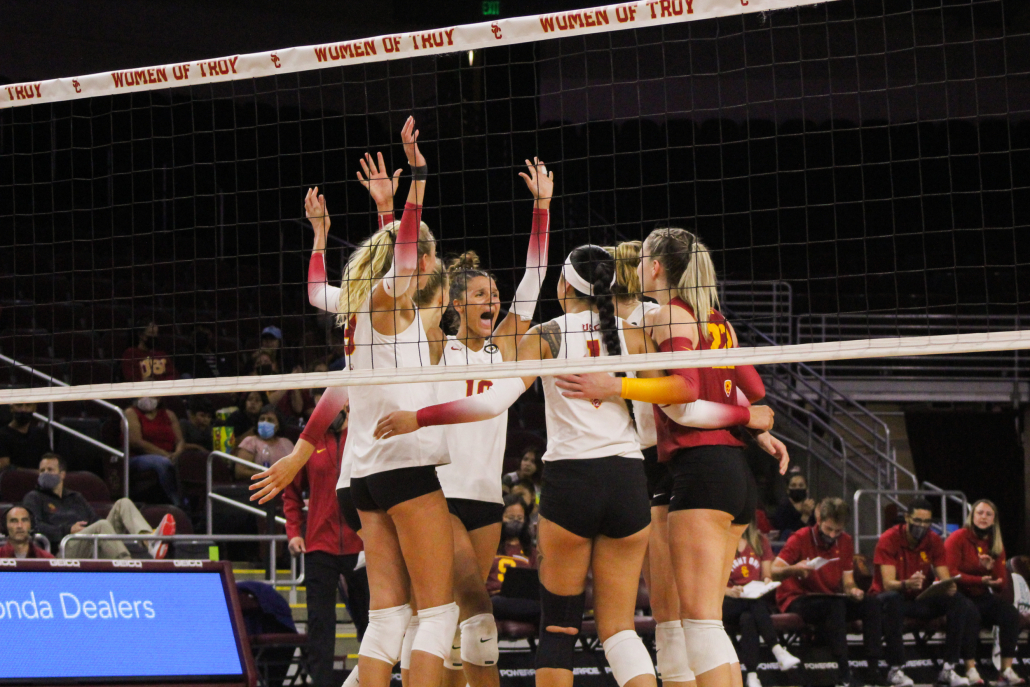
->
[400, 615, 420, 670]
[342, 665, 360, 687]
[460, 613, 499, 667]
[681, 619, 738, 676]
[446, 628, 463, 670]
[603, 630, 656, 687]
[656, 620, 695, 683]
[359, 604, 413, 666]
[411, 602, 461, 660]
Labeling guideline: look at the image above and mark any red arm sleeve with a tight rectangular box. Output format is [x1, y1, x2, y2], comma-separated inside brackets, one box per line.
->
[299, 386, 349, 446]
[394, 202, 421, 272]
[736, 365, 765, 403]
[282, 466, 307, 540]
[377, 211, 397, 229]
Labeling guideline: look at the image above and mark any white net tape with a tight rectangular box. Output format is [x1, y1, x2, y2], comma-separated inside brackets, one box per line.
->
[1, 0, 831, 108]
[2, 329, 1028, 404]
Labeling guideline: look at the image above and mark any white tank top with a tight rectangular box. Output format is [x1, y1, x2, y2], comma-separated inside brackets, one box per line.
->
[341, 296, 445, 480]
[434, 336, 507, 504]
[540, 310, 642, 462]
[625, 301, 661, 449]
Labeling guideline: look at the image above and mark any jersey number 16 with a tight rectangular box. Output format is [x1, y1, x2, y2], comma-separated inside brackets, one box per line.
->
[466, 380, 494, 396]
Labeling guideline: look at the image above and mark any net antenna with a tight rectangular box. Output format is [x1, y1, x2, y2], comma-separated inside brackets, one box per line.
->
[1, 0, 1028, 405]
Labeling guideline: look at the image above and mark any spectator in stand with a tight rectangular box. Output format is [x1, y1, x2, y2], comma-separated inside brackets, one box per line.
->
[121, 319, 177, 383]
[487, 493, 538, 623]
[181, 326, 234, 379]
[0, 402, 50, 470]
[250, 349, 305, 421]
[772, 497, 884, 687]
[502, 445, 543, 491]
[252, 326, 297, 373]
[227, 391, 269, 441]
[283, 399, 368, 687]
[871, 498, 980, 687]
[771, 470, 815, 539]
[23, 453, 175, 559]
[125, 397, 184, 507]
[0, 505, 53, 559]
[724, 519, 801, 687]
[179, 396, 214, 452]
[234, 405, 294, 479]
[946, 499, 1024, 686]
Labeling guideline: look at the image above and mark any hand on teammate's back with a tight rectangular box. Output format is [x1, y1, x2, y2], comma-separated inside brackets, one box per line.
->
[373, 411, 419, 440]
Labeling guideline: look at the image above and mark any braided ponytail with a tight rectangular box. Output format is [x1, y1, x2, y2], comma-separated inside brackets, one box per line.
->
[568, 245, 621, 358]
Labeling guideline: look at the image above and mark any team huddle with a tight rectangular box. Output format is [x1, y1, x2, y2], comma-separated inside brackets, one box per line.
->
[247, 117, 789, 687]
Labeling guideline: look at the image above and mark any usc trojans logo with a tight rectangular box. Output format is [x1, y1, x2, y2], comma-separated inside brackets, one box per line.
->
[724, 380, 732, 397]
[920, 551, 929, 562]
[741, 565, 750, 578]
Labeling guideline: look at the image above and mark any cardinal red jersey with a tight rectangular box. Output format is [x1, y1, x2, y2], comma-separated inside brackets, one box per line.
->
[654, 299, 744, 462]
[728, 534, 774, 587]
[869, 524, 945, 597]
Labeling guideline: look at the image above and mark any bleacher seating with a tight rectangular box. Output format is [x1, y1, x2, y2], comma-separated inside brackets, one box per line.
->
[0, 468, 40, 503]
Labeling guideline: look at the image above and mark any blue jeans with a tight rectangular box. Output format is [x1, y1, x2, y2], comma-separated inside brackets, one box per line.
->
[130, 454, 180, 506]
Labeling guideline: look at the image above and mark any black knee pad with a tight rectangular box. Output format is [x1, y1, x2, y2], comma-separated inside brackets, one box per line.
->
[536, 587, 585, 670]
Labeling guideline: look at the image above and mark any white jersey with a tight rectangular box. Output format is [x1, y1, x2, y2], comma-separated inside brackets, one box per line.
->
[340, 298, 445, 481]
[540, 310, 642, 462]
[435, 337, 507, 504]
[625, 301, 661, 449]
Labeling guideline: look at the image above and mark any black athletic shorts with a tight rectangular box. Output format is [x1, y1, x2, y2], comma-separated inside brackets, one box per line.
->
[350, 464, 441, 513]
[336, 487, 363, 533]
[447, 498, 505, 532]
[538, 456, 650, 540]
[667, 444, 756, 525]
[641, 445, 672, 508]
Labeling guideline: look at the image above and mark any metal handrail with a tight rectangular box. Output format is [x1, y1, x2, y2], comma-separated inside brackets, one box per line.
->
[922, 481, 973, 518]
[0, 352, 130, 495]
[206, 451, 287, 535]
[853, 488, 968, 554]
[57, 532, 305, 587]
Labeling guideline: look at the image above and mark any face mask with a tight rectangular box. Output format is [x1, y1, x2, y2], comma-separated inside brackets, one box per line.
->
[788, 488, 807, 503]
[38, 472, 61, 491]
[818, 529, 839, 547]
[11, 411, 33, 426]
[502, 521, 524, 540]
[136, 397, 158, 413]
[908, 524, 928, 542]
[972, 524, 992, 539]
[331, 413, 346, 433]
[257, 421, 276, 440]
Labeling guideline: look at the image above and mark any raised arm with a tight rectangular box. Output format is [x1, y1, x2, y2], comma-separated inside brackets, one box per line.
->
[493, 159, 553, 359]
[370, 116, 426, 310]
[357, 151, 402, 228]
[373, 322, 555, 439]
[305, 188, 345, 313]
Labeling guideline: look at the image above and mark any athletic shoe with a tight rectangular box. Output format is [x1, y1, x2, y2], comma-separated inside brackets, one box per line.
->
[937, 665, 970, 687]
[887, 666, 914, 687]
[746, 672, 763, 687]
[965, 667, 984, 686]
[772, 644, 802, 671]
[147, 514, 176, 559]
[998, 667, 1026, 686]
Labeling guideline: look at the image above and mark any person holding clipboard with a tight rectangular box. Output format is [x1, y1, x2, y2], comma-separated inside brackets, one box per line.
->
[771, 498, 885, 687]
[870, 498, 980, 687]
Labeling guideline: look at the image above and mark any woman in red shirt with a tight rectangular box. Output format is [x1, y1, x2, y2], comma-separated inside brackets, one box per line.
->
[125, 397, 184, 507]
[945, 500, 1024, 686]
[723, 520, 800, 687]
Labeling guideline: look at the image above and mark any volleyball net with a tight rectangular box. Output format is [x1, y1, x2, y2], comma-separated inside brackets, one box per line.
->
[1, 0, 1029, 404]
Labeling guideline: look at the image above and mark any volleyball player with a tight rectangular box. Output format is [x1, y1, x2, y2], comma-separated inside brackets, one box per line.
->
[555, 227, 782, 687]
[431, 158, 551, 687]
[376, 245, 663, 687]
[252, 116, 458, 687]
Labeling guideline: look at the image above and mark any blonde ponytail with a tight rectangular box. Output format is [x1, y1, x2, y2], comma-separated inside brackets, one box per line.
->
[611, 241, 643, 299]
[335, 219, 435, 327]
[644, 227, 720, 340]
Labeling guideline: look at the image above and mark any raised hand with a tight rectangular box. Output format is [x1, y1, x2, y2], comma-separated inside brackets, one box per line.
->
[357, 152, 403, 210]
[400, 116, 426, 168]
[305, 187, 330, 241]
[518, 157, 554, 205]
